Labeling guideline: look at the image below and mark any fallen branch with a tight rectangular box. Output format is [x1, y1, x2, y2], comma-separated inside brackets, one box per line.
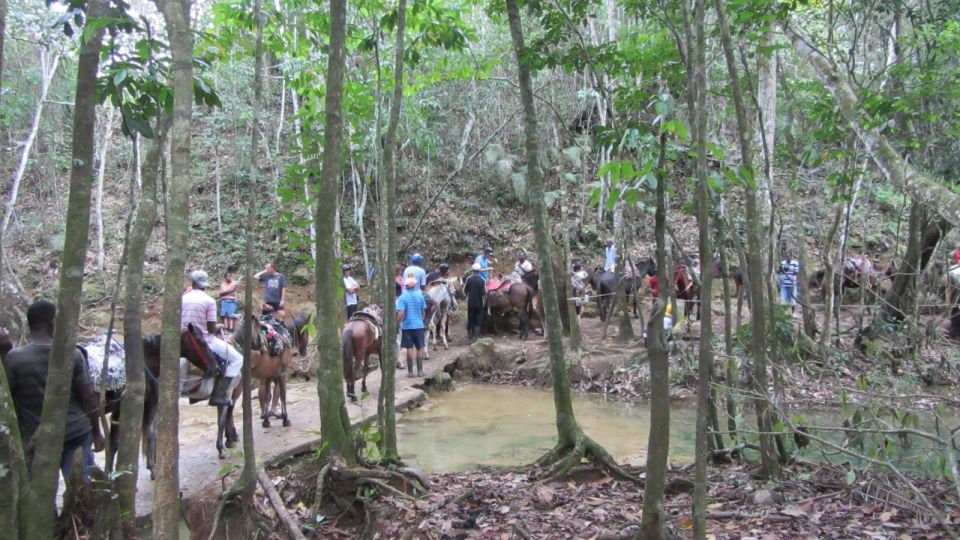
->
[360, 477, 418, 501]
[258, 468, 307, 540]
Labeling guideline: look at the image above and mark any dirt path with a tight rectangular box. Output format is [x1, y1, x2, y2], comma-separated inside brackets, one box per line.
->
[132, 325, 495, 517]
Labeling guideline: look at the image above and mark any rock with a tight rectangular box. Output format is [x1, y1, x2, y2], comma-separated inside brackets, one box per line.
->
[428, 371, 453, 391]
[752, 489, 782, 506]
[456, 338, 513, 376]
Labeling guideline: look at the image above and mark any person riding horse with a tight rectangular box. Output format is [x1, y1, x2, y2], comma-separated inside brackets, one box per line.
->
[403, 253, 428, 291]
[181, 270, 241, 406]
[426, 262, 451, 289]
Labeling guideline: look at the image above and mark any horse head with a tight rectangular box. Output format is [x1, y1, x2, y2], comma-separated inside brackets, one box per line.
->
[182, 324, 218, 378]
[292, 315, 311, 356]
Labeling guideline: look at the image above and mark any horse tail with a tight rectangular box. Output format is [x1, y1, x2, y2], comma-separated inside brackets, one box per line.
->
[342, 328, 355, 382]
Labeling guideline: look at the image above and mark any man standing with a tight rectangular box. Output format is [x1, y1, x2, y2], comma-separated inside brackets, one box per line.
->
[464, 263, 487, 339]
[254, 262, 287, 313]
[604, 238, 617, 272]
[218, 269, 238, 332]
[403, 254, 427, 291]
[342, 263, 360, 319]
[4, 300, 104, 481]
[396, 278, 428, 377]
[182, 270, 241, 406]
[777, 253, 801, 310]
[474, 245, 496, 282]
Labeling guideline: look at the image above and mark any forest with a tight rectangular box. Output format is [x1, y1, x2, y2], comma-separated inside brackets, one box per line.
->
[1, 0, 959, 538]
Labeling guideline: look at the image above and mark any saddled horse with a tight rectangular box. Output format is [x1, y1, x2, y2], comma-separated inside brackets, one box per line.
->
[425, 281, 458, 354]
[591, 258, 657, 320]
[231, 314, 309, 431]
[86, 324, 218, 478]
[341, 305, 383, 401]
[674, 259, 701, 320]
[486, 278, 538, 340]
[810, 256, 881, 306]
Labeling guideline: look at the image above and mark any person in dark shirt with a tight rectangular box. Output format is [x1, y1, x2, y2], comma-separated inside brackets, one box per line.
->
[4, 300, 104, 482]
[254, 262, 288, 313]
[464, 263, 487, 340]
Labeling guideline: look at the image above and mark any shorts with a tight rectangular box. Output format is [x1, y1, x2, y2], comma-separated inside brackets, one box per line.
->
[400, 328, 426, 350]
[220, 299, 237, 318]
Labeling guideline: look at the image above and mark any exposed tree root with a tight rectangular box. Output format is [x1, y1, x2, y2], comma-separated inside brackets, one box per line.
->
[258, 468, 307, 540]
[535, 432, 641, 484]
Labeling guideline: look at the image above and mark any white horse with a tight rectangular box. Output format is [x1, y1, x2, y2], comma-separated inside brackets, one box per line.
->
[424, 281, 458, 356]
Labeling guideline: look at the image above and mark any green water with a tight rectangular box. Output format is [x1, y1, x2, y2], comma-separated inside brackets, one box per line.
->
[397, 385, 697, 472]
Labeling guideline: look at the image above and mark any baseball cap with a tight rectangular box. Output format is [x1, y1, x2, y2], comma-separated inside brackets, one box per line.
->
[190, 270, 210, 289]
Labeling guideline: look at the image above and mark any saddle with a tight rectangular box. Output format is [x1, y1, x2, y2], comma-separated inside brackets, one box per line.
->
[260, 314, 293, 356]
[487, 278, 516, 293]
[350, 306, 383, 342]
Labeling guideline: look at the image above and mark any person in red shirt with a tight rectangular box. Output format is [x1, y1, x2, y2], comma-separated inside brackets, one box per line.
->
[951, 242, 960, 266]
[648, 272, 660, 301]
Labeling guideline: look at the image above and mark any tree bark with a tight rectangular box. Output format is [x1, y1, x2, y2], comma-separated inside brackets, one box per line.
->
[376, 0, 406, 462]
[785, 24, 960, 228]
[23, 1, 107, 536]
[0, 352, 27, 539]
[151, 0, 194, 535]
[315, 0, 354, 463]
[116, 117, 165, 529]
[2, 49, 61, 234]
[713, 0, 779, 480]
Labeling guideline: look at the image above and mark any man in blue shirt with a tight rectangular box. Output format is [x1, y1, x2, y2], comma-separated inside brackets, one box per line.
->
[396, 278, 428, 377]
[604, 238, 617, 272]
[402, 253, 427, 291]
[474, 245, 496, 282]
[777, 253, 800, 311]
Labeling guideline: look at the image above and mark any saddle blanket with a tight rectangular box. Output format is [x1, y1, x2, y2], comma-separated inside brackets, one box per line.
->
[83, 334, 126, 391]
[260, 314, 293, 356]
[487, 279, 515, 293]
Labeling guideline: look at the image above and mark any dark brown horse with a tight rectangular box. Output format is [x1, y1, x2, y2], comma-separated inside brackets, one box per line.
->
[342, 309, 382, 401]
[100, 324, 218, 478]
[487, 280, 538, 339]
[810, 256, 881, 306]
[674, 260, 701, 320]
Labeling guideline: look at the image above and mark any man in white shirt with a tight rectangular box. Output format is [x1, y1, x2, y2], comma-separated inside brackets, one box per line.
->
[181, 270, 241, 406]
[604, 239, 617, 272]
[343, 264, 360, 318]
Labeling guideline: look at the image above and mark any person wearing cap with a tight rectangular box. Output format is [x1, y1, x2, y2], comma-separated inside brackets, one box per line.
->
[254, 262, 287, 314]
[474, 245, 496, 282]
[514, 252, 535, 279]
[343, 263, 360, 319]
[396, 277, 428, 377]
[425, 263, 451, 289]
[403, 254, 427, 292]
[464, 263, 487, 339]
[182, 270, 242, 406]
[604, 238, 617, 272]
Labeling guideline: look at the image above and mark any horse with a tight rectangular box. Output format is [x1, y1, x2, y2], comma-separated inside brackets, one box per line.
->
[674, 259, 701, 320]
[341, 306, 383, 401]
[425, 281, 458, 354]
[487, 280, 538, 339]
[591, 258, 657, 320]
[711, 255, 744, 301]
[810, 256, 881, 307]
[89, 324, 218, 478]
[231, 314, 310, 431]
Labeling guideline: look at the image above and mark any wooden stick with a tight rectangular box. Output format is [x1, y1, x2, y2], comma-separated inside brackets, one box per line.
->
[258, 468, 307, 540]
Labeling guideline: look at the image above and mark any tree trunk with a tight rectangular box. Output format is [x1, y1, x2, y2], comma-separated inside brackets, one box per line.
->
[314, 0, 354, 463]
[375, 0, 406, 462]
[713, 0, 780, 480]
[22, 1, 107, 536]
[2, 49, 61, 234]
[785, 25, 960, 228]
[639, 132, 671, 540]
[233, 0, 265, 506]
[95, 106, 118, 272]
[0, 352, 27, 539]
[505, 0, 580, 448]
[116, 118, 165, 530]
[151, 0, 194, 535]
[290, 91, 318, 262]
[689, 0, 714, 534]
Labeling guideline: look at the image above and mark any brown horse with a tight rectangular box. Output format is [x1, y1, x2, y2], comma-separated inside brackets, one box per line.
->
[810, 256, 881, 306]
[487, 281, 537, 339]
[674, 260, 701, 320]
[232, 314, 310, 431]
[100, 324, 218, 478]
[342, 308, 382, 401]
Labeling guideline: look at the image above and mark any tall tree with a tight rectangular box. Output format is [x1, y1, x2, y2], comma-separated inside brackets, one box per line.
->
[22, 0, 108, 536]
[151, 0, 195, 534]
[315, 0, 355, 463]
[116, 118, 165, 530]
[376, 0, 407, 463]
[714, 0, 779, 479]
[505, 0, 627, 482]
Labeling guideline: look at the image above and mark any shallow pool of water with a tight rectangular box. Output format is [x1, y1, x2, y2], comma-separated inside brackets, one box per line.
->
[398, 385, 697, 472]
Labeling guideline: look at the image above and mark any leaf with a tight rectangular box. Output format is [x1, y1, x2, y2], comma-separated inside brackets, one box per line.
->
[780, 505, 806, 517]
[845, 470, 857, 485]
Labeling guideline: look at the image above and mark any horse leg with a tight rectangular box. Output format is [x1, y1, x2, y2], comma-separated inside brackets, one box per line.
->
[258, 379, 271, 428]
[441, 312, 449, 350]
[226, 403, 239, 446]
[143, 389, 158, 480]
[360, 354, 369, 394]
[216, 405, 229, 459]
[279, 374, 291, 427]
